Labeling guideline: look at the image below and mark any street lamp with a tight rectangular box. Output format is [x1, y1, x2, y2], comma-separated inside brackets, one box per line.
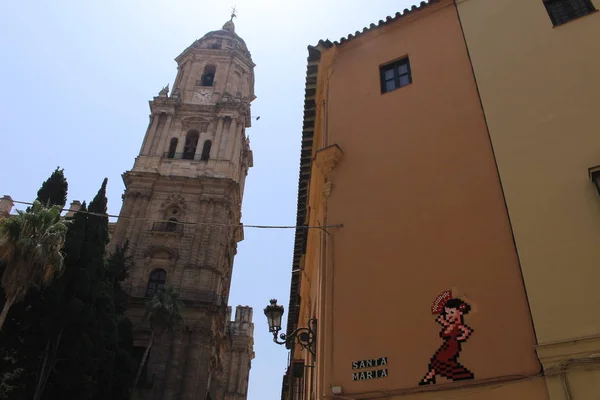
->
[264, 299, 317, 355]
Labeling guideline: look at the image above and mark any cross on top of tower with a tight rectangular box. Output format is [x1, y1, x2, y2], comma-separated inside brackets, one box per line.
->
[230, 6, 237, 21]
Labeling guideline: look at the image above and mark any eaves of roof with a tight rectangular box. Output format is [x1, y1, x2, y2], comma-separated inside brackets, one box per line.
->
[284, 46, 320, 341]
[317, 0, 439, 49]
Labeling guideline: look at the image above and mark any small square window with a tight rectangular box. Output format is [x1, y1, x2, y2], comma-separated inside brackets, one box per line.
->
[543, 0, 596, 26]
[380, 57, 412, 94]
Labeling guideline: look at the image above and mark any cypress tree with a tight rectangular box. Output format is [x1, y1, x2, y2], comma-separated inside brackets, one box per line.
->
[36, 167, 68, 208]
[45, 178, 111, 398]
[44, 179, 136, 399]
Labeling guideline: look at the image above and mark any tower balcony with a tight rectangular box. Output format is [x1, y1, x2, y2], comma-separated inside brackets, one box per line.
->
[122, 284, 225, 306]
[151, 220, 184, 234]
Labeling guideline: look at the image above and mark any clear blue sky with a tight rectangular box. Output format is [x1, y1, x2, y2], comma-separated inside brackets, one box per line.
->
[0, 1, 415, 398]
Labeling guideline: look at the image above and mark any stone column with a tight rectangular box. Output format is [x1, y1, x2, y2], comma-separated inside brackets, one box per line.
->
[201, 201, 217, 267]
[161, 330, 186, 400]
[181, 333, 212, 400]
[140, 113, 160, 156]
[174, 66, 184, 90]
[157, 112, 174, 157]
[225, 118, 238, 161]
[211, 117, 224, 160]
[116, 194, 136, 247]
[181, 60, 192, 98]
[227, 351, 239, 392]
[231, 128, 242, 172]
[189, 200, 208, 265]
[130, 193, 151, 259]
[237, 352, 246, 393]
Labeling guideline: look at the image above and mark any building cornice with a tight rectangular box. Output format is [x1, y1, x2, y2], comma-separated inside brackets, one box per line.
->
[536, 334, 600, 369]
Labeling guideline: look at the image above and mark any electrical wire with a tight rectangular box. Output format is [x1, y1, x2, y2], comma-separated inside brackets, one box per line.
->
[9, 199, 343, 231]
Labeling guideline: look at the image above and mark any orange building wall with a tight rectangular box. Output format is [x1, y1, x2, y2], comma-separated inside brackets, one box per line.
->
[296, 1, 548, 398]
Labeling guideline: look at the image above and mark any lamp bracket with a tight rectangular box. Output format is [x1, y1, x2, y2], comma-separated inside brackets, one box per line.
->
[272, 318, 317, 355]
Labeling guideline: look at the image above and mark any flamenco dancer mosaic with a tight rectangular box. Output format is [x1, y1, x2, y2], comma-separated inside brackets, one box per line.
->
[419, 290, 475, 385]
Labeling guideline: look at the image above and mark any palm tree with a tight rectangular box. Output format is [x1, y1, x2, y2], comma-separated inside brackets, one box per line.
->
[0, 201, 68, 330]
[132, 286, 184, 392]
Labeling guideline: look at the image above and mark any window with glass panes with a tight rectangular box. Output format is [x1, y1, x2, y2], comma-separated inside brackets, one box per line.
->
[146, 269, 167, 297]
[543, 0, 596, 26]
[380, 57, 412, 94]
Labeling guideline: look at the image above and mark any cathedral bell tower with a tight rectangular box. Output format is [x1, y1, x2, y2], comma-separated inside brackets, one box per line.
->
[111, 17, 255, 400]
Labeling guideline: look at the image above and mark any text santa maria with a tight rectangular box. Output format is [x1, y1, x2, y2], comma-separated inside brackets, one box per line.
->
[351, 357, 388, 381]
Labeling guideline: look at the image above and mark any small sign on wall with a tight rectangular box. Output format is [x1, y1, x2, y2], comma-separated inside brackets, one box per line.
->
[351, 357, 388, 381]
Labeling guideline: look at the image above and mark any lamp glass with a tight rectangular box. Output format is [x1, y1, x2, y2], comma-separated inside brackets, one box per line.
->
[264, 300, 284, 333]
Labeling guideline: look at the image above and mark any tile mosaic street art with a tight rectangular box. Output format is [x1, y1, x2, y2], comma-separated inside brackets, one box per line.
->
[419, 290, 475, 386]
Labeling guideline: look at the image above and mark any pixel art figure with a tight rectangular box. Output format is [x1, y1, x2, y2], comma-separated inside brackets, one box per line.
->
[419, 290, 475, 386]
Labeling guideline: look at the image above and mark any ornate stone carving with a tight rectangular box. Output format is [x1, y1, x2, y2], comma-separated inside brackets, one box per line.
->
[159, 84, 169, 97]
[315, 144, 343, 202]
[314, 144, 343, 176]
[161, 194, 187, 211]
[181, 116, 211, 132]
[322, 181, 333, 200]
[125, 190, 152, 200]
[143, 245, 179, 261]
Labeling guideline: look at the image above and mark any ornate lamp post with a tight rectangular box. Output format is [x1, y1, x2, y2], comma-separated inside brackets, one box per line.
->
[264, 299, 317, 355]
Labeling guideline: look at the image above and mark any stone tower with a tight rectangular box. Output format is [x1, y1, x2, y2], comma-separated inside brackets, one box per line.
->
[221, 306, 255, 400]
[110, 17, 255, 400]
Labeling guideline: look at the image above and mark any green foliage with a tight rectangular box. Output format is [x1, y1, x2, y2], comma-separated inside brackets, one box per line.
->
[132, 286, 184, 392]
[36, 167, 68, 209]
[144, 285, 185, 334]
[44, 178, 136, 400]
[0, 173, 137, 400]
[0, 201, 69, 330]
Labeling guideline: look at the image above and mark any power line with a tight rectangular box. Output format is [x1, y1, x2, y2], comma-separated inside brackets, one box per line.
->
[9, 199, 343, 231]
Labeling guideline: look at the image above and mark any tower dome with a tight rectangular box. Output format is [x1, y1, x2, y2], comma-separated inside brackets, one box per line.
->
[188, 19, 250, 58]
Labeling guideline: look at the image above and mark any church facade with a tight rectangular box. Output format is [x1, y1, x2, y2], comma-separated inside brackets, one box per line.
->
[109, 18, 255, 400]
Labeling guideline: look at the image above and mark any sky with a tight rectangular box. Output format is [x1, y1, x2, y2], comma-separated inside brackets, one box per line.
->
[0, 0, 415, 398]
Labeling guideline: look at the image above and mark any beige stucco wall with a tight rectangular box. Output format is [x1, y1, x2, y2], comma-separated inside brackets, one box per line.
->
[457, 0, 600, 398]
[456, 0, 600, 346]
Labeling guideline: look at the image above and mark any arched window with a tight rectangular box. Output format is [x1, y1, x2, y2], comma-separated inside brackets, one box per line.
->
[166, 217, 178, 232]
[167, 138, 178, 159]
[183, 130, 199, 160]
[146, 269, 167, 297]
[201, 65, 216, 87]
[200, 140, 212, 161]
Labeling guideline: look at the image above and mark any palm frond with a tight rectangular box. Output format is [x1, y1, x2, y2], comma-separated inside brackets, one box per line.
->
[0, 201, 69, 306]
[143, 286, 185, 334]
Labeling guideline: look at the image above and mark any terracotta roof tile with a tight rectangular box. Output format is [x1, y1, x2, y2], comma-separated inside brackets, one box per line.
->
[316, 0, 438, 48]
